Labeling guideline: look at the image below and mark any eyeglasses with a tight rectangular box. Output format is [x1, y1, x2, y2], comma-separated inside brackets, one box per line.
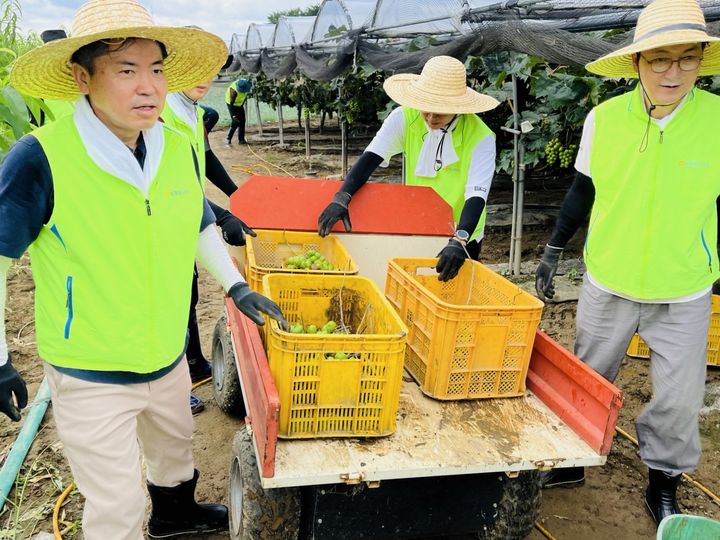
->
[640, 54, 703, 73]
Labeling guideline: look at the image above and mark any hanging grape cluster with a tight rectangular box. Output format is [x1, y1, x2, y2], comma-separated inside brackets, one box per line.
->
[544, 138, 578, 168]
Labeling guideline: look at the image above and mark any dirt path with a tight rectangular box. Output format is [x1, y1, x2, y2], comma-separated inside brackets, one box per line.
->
[1, 129, 719, 539]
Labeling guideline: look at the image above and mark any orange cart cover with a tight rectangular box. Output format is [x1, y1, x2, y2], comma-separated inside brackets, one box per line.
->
[230, 176, 454, 236]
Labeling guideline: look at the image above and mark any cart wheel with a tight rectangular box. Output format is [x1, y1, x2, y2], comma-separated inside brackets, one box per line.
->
[229, 429, 301, 540]
[476, 470, 543, 540]
[212, 315, 245, 417]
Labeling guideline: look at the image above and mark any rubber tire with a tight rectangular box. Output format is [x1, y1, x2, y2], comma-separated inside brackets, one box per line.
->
[476, 470, 543, 540]
[212, 315, 245, 417]
[229, 430, 301, 540]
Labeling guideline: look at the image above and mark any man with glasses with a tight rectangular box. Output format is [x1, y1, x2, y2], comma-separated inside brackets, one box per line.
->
[535, 0, 720, 526]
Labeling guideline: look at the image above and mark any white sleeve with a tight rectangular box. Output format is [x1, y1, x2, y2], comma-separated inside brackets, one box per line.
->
[574, 109, 595, 177]
[365, 107, 406, 167]
[195, 226, 245, 293]
[464, 134, 496, 201]
[0, 256, 11, 366]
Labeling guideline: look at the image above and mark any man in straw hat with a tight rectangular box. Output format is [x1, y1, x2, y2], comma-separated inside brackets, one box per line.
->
[317, 55, 500, 282]
[535, 0, 720, 525]
[0, 0, 289, 537]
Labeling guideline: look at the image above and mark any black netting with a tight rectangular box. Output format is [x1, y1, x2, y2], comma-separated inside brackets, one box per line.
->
[236, 53, 262, 73]
[261, 50, 298, 79]
[223, 1, 720, 79]
[294, 31, 362, 81]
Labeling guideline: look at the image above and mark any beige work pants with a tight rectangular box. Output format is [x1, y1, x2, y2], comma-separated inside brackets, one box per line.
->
[44, 360, 195, 540]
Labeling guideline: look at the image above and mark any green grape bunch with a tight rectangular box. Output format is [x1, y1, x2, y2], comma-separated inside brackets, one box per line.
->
[559, 143, 578, 168]
[544, 138, 562, 165]
[544, 139, 578, 168]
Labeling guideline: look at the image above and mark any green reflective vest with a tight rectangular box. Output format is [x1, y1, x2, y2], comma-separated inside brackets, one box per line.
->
[162, 98, 206, 187]
[43, 99, 74, 124]
[30, 116, 203, 372]
[225, 81, 248, 107]
[403, 107, 494, 241]
[587, 86, 720, 299]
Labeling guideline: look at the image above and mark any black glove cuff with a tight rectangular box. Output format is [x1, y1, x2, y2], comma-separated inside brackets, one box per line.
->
[332, 191, 352, 209]
[214, 208, 234, 227]
[446, 238, 467, 253]
[541, 245, 563, 264]
[228, 281, 250, 299]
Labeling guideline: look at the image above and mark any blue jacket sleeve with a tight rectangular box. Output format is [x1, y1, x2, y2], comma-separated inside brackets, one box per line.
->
[0, 135, 53, 258]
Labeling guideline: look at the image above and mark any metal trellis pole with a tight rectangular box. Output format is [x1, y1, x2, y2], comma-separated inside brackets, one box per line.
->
[277, 96, 285, 147]
[508, 74, 520, 276]
[514, 140, 526, 276]
[255, 97, 263, 136]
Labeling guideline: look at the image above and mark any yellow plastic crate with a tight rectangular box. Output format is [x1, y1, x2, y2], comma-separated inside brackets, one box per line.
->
[244, 229, 358, 292]
[627, 295, 720, 366]
[263, 274, 408, 439]
[385, 258, 544, 400]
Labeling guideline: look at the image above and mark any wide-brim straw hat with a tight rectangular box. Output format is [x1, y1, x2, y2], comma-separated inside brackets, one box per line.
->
[11, 0, 228, 100]
[384, 55, 499, 114]
[587, 0, 720, 78]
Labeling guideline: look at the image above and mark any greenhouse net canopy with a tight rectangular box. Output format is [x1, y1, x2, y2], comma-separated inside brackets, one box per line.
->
[230, 0, 720, 80]
[271, 16, 316, 48]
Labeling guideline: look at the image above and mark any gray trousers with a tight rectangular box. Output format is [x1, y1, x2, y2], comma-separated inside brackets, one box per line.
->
[575, 276, 710, 475]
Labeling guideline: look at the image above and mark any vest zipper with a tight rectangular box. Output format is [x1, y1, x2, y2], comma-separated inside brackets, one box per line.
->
[145, 199, 152, 216]
[701, 230, 713, 272]
[659, 130, 664, 143]
[64, 276, 74, 339]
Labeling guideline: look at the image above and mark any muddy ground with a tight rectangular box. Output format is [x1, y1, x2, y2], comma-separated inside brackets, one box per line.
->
[1, 125, 719, 540]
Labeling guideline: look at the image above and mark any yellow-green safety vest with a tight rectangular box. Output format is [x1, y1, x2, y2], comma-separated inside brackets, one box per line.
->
[587, 85, 720, 299]
[42, 99, 74, 125]
[162, 99, 206, 187]
[225, 80, 248, 107]
[403, 107, 494, 241]
[30, 116, 204, 372]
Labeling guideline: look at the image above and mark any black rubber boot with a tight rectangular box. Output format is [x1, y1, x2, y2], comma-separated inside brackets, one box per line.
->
[540, 466, 585, 489]
[147, 469, 228, 538]
[645, 468, 682, 525]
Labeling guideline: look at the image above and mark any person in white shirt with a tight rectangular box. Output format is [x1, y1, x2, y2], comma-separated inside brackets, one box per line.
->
[317, 55, 499, 281]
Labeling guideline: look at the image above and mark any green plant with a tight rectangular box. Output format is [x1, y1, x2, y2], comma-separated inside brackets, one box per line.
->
[469, 50, 631, 175]
[0, 0, 44, 157]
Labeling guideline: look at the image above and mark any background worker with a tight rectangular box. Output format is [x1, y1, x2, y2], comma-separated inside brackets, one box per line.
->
[317, 55, 499, 282]
[0, 0, 287, 537]
[162, 80, 256, 413]
[535, 0, 720, 526]
[225, 77, 251, 146]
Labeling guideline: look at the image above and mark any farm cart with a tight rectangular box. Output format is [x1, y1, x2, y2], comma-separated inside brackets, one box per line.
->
[211, 177, 624, 539]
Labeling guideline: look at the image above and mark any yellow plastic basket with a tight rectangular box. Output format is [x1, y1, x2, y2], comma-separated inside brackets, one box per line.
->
[385, 258, 544, 400]
[263, 274, 408, 439]
[627, 295, 720, 366]
[244, 229, 358, 292]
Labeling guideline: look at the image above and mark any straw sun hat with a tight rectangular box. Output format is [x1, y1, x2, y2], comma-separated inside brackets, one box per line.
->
[586, 0, 720, 78]
[11, 0, 228, 100]
[383, 56, 499, 115]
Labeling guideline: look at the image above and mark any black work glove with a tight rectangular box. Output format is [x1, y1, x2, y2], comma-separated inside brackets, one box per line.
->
[0, 353, 28, 422]
[216, 209, 256, 246]
[229, 282, 289, 329]
[436, 239, 468, 282]
[713, 279, 720, 295]
[535, 245, 564, 301]
[318, 192, 352, 237]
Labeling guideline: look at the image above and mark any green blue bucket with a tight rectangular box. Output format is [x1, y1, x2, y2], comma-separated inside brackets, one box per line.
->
[657, 515, 720, 540]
